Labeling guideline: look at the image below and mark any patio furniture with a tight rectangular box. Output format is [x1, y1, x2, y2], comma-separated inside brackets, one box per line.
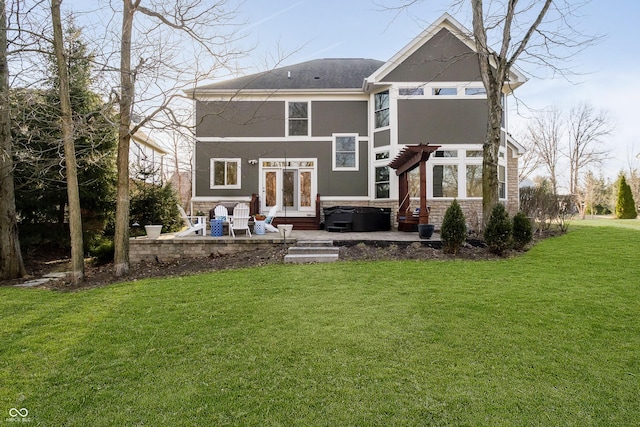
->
[176, 205, 207, 237]
[264, 205, 278, 232]
[229, 203, 251, 238]
[214, 205, 231, 236]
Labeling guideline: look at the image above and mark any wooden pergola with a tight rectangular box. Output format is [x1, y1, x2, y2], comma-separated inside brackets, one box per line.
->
[388, 144, 440, 231]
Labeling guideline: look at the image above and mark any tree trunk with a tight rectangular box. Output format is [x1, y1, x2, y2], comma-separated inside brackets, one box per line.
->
[0, 0, 26, 279]
[482, 90, 502, 225]
[113, 0, 135, 277]
[472, 0, 504, 226]
[52, 0, 84, 284]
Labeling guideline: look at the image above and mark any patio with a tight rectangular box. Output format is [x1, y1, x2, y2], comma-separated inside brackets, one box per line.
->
[129, 228, 442, 264]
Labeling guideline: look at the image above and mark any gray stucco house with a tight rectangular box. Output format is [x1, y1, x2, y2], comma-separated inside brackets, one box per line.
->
[186, 13, 525, 230]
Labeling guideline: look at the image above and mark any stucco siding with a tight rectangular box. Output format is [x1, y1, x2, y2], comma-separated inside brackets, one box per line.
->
[312, 101, 368, 136]
[382, 28, 482, 83]
[196, 101, 285, 138]
[398, 99, 487, 145]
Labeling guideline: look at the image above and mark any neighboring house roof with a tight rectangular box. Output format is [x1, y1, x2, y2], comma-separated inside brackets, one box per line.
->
[131, 128, 168, 155]
[190, 58, 384, 93]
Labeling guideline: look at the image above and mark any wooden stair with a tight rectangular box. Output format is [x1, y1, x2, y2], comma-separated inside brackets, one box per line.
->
[271, 217, 320, 230]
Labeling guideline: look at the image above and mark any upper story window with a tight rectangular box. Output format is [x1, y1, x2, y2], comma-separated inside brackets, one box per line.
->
[374, 90, 389, 128]
[465, 87, 487, 96]
[210, 158, 241, 189]
[399, 87, 424, 96]
[333, 134, 358, 170]
[288, 102, 308, 136]
[432, 87, 457, 96]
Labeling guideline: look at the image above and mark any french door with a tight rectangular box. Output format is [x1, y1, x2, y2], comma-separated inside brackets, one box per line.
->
[261, 159, 316, 214]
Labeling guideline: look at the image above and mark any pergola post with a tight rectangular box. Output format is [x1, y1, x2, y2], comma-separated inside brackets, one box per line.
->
[388, 143, 440, 230]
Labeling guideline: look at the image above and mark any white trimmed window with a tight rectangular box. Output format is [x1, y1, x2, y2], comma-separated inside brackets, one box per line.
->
[433, 165, 458, 197]
[374, 90, 389, 128]
[210, 158, 241, 189]
[373, 150, 390, 199]
[288, 101, 309, 136]
[499, 165, 506, 199]
[333, 134, 358, 170]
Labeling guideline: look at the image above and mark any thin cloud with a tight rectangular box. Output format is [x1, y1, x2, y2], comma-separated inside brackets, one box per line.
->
[244, 1, 309, 31]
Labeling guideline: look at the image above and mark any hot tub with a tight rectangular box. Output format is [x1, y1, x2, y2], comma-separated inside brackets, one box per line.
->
[323, 206, 391, 232]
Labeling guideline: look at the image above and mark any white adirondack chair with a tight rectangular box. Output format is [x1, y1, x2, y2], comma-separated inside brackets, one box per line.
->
[264, 205, 278, 232]
[176, 205, 207, 237]
[229, 203, 251, 237]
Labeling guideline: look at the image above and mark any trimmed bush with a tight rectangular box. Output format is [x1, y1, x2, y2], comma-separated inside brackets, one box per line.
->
[484, 203, 512, 255]
[130, 181, 182, 233]
[89, 238, 114, 265]
[615, 175, 637, 219]
[512, 211, 533, 250]
[441, 199, 467, 254]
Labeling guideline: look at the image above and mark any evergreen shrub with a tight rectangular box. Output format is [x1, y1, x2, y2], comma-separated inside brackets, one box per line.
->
[441, 199, 467, 254]
[615, 175, 638, 219]
[484, 203, 512, 255]
[512, 211, 533, 250]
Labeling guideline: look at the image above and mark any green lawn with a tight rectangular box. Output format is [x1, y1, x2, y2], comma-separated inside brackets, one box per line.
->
[1, 221, 639, 426]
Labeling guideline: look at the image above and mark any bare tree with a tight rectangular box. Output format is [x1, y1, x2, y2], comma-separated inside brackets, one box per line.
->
[526, 105, 563, 194]
[566, 101, 611, 196]
[0, 0, 26, 279]
[111, 0, 244, 276]
[51, 0, 84, 283]
[516, 131, 541, 183]
[470, 0, 553, 223]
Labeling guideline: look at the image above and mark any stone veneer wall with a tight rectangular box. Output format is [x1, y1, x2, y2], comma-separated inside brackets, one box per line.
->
[506, 145, 520, 216]
[130, 237, 283, 264]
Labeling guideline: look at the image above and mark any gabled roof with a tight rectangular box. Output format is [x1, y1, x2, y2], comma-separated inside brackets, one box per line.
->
[131, 128, 168, 155]
[192, 58, 384, 93]
[189, 13, 527, 96]
[364, 13, 526, 93]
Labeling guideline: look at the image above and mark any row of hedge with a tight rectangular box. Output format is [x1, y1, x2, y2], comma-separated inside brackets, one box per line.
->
[440, 200, 533, 256]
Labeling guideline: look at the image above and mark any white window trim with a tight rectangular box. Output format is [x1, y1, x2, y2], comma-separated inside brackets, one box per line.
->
[373, 90, 390, 130]
[394, 82, 488, 99]
[415, 146, 508, 199]
[332, 133, 359, 171]
[210, 158, 241, 189]
[286, 101, 310, 137]
[372, 147, 391, 199]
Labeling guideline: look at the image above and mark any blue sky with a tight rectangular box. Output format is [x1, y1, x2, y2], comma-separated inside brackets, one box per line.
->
[64, 0, 639, 184]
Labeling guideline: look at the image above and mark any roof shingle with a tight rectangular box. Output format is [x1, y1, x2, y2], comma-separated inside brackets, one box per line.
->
[197, 58, 384, 91]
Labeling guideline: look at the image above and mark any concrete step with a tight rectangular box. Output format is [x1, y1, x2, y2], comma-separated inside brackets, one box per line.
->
[284, 239, 339, 263]
[284, 253, 339, 264]
[295, 240, 334, 247]
[287, 246, 340, 255]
